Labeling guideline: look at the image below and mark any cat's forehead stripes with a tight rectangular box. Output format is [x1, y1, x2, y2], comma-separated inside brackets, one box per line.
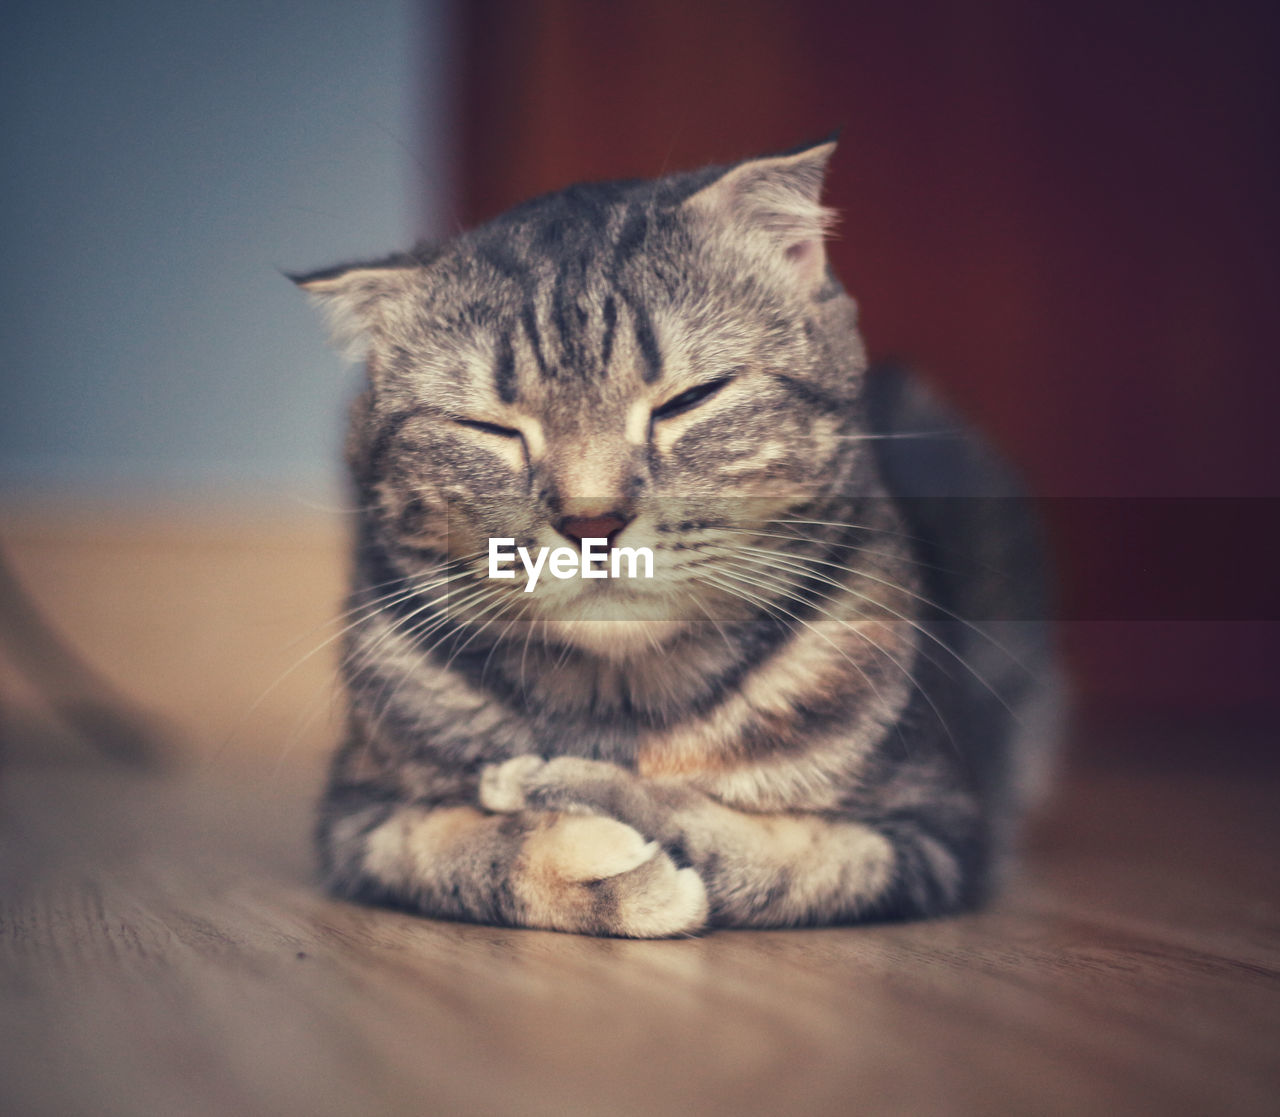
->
[515, 305, 547, 380]
[488, 288, 663, 399]
[465, 198, 669, 393]
[492, 329, 518, 404]
[628, 298, 663, 383]
[611, 207, 650, 273]
[599, 295, 619, 372]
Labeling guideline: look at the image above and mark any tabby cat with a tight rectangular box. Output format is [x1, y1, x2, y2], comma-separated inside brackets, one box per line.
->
[293, 139, 1056, 937]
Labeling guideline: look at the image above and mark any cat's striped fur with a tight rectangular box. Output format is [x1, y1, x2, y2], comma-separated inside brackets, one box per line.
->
[294, 140, 1057, 936]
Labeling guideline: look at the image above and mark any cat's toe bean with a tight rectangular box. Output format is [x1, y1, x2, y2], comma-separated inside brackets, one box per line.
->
[479, 754, 545, 813]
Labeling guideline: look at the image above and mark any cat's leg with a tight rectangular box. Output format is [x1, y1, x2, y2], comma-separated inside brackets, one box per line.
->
[317, 786, 708, 937]
[480, 756, 978, 927]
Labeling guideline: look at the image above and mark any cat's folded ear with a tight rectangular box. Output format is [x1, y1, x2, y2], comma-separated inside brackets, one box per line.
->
[684, 137, 838, 295]
[288, 251, 426, 356]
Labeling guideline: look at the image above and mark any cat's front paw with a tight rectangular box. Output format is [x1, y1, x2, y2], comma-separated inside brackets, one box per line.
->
[526, 813, 658, 881]
[519, 814, 709, 938]
[480, 754, 545, 812]
[480, 754, 625, 815]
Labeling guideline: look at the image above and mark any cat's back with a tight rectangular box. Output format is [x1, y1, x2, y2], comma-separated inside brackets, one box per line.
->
[865, 364, 1062, 830]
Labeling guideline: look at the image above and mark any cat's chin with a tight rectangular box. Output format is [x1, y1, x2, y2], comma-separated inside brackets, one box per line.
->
[542, 618, 688, 661]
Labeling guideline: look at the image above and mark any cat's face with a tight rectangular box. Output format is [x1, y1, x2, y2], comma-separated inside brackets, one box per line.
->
[300, 142, 874, 657]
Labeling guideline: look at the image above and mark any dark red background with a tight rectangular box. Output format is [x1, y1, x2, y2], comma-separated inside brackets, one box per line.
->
[447, 0, 1280, 721]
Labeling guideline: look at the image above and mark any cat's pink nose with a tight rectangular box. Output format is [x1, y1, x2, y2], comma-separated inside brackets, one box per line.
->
[556, 512, 631, 546]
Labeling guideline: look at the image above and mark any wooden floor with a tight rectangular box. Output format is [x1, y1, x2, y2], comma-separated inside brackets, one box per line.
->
[1, 510, 1277, 1116]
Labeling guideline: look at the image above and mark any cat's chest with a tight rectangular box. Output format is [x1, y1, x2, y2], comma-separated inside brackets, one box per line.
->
[521, 704, 658, 765]
[514, 688, 875, 814]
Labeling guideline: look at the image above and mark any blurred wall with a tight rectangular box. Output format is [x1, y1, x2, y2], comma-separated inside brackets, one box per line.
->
[0, 0, 452, 500]
[454, 0, 1280, 718]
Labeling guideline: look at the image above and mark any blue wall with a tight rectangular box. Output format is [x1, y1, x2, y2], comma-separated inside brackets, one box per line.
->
[0, 1, 449, 500]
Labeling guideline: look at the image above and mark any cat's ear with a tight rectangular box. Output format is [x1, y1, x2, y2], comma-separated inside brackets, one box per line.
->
[684, 138, 838, 294]
[288, 254, 423, 356]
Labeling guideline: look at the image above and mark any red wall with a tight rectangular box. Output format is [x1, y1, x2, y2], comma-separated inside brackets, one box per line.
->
[454, 0, 1280, 716]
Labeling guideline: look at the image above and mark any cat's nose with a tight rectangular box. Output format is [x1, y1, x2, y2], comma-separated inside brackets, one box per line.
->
[556, 512, 631, 547]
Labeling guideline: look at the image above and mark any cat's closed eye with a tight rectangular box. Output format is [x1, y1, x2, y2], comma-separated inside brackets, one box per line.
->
[651, 373, 735, 422]
[454, 417, 522, 439]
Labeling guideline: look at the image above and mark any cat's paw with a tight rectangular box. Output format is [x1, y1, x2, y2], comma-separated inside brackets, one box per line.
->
[609, 860, 709, 939]
[526, 814, 658, 881]
[519, 814, 709, 938]
[480, 754, 624, 814]
[479, 754, 545, 812]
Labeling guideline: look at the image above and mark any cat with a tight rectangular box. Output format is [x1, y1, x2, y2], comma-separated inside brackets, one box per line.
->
[292, 138, 1058, 937]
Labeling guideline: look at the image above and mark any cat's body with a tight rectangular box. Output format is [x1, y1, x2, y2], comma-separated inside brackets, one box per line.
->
[296, 141, 1057, 936]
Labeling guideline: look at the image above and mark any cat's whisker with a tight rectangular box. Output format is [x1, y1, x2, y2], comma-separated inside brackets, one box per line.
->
[338, 560, 493, 676]
[360, 582, 509, 742]
[309, 547, 492, 659]
[766, 517, 1004, 574]
[322, 566, 475, 641]
[270, 680, 340, 781]
[399, 582, 512, 657]
[686, 588, 740, 664]
[552, 624, 579, 670]
[270, 571, 445, 672]
[343, 579, 496, 694]
[261, 559, 494, 773]
[828, 430, 961, 441]
[693, 568, 924, 764]
[440, 586, 528, 670]
[284, 561, 481, 704]
[366, 582, 500, 670]
[724, 525, 1014, 646]
[759, 516, 962, 564]
[692, 567, 899, 722]
[706, 553, 962, 751]
[721, 543, 1022, 718]
[209, 562, 486, 772]
[713, 524, 961, 578]
[731, 537, 1029, 684]
[274, 493, 379, 515]
[702, 560, 926, 712]
[479, 596, 537, 688]
[516, 610, 541, 700]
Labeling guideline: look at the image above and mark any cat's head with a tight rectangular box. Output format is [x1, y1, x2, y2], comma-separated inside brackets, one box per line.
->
[296, 140, 879, 659]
